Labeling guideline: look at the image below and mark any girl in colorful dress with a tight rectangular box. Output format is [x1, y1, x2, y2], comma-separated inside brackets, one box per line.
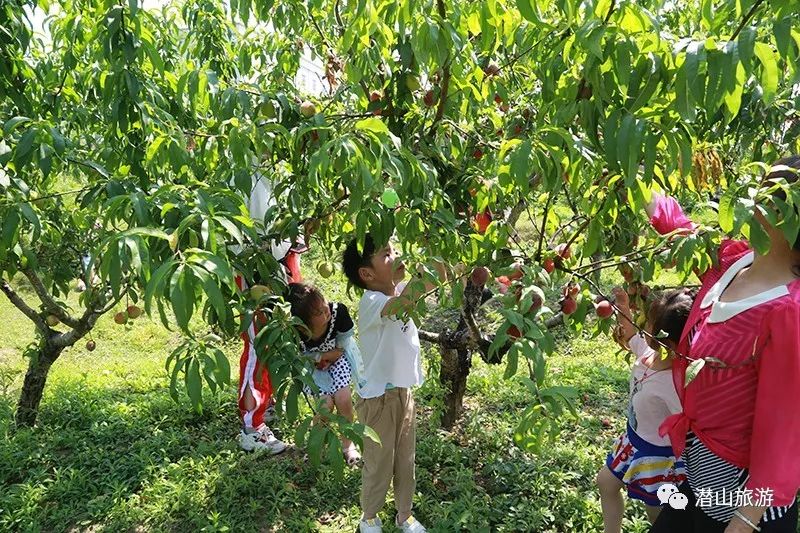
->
[647, 155, 800, 532]
[287, 283, 365, 465]
[597, 287, 691, 531]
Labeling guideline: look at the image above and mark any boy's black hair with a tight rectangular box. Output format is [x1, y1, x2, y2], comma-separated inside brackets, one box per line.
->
[342, 234, 378, 290]
[646, 288, 696, 350]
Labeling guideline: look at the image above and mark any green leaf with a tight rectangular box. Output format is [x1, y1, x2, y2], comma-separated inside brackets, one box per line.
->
[718, 187, 737, 233]
[773, 17, 792, 59]
[704, 51, 725, 117]
[510, 139, 532, 191]
[748, 216, 771, 255]
[185, 249, 235, 289]
[504, 343, 519, 380]
[1, 210, 20, 256]
[354, 117, 389, 135]
[737, 26, 756, 71]
[200, 352, 218, 393]
[676, 42, 701, 121]
[361, 423, 381, 445]
[213, 347, 231, 386]
[753, 42, 778, 104]
[185, 357, 203, 412]
[294, 417, 313, 447]
[145, 260, 177, 316]
[169, 265, 194, 330]
[516, 0, 538, 23]
[584, 219, 602, 257]
[685, 358, 706, 387]
[603, 109, 621, 172]
[146, 135, 168, 162]
[214, 216, 244, 245]
[15, 128, 37, 160]
[168, 353, 185, 402]
[122, 227, 169, 242]
[80, 160, 110, 178]
[285, 381, 300, 422]
[18, 203, 40, 241]
[307, 424, 327, 468]
[4, 116, 31, 135]
[106, 242, 122, 299]
[325, 430, 344, 478]
[200, 273, 228, 325]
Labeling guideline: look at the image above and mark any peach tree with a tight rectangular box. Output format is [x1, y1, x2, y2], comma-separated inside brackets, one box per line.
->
[2, 0, 799, 471]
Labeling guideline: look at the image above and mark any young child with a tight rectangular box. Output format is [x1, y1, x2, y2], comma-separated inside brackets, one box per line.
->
[342, 234, 445, 533]
[596, 287, 692, 532]
[287, 282, 364, 465]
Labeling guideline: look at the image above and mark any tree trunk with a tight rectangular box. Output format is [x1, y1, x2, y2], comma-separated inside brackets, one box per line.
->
[15, 343, 62, 428]
[439, 346, 471, 429]
[437, 285, 492, 429]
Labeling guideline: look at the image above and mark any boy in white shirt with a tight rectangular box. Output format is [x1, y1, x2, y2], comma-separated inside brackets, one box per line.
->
[342, 235, 445, 533]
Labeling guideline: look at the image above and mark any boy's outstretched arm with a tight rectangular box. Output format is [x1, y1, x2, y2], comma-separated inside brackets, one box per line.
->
[381, 261, 449, 317]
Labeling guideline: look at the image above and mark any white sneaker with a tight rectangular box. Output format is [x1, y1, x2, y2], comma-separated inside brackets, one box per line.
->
[396, 515, 426, 533]
[239, 426, 287, 455]
[359, 516, 382, 533]
[264, 404, 277, 423]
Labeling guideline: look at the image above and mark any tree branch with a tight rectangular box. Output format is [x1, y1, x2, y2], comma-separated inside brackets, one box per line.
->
[22, 269, 81, 329]
[500, 27, 572, 72]
[731, 0, 765, 40]
[307, 9, 333, 52]
[29, 187, 92, 204]
[535, 190, 556, 261]
[51, 312, 100, 348]
[333, 0, 344, 35]
[182, 129, 217, 139]
[545, 313, 564, 328]
[43, 63, 70, 117]
[504, 198, 528, 243]
[561, 218, 591, 259]
[327, 112, 375, 121]
[461, 306, 483, 345]
[561, 267, 677, 356]
[576, 249, 663, 277]
[51, 286, 127, 348]
[443, 118, 501, 151]
[1, 279, 48, 331]
[603, 0, 617, 24]
[418, 329, 442, 344]
[561, 182, 578, 213]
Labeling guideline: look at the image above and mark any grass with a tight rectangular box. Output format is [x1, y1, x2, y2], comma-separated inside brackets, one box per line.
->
[0, 236, 682, 532]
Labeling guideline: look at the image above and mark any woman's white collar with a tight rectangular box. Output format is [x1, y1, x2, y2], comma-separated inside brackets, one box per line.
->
[700, 251, 789, 323]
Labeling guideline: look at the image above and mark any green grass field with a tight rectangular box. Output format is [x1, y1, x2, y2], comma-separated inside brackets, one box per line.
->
[0, 239, 676, 532]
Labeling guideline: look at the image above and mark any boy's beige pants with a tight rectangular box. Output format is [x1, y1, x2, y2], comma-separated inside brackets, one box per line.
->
[356, 387, 416, 518]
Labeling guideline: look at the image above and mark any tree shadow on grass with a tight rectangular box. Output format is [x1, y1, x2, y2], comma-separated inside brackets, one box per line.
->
[0, 352, 646, 533]
[0, 377, 366, 532]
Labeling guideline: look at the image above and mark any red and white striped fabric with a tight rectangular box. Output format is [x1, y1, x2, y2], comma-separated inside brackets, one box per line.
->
[651, 194, 800, 507]
[235, 274, 274, 431]
[234, 253, 303, 430]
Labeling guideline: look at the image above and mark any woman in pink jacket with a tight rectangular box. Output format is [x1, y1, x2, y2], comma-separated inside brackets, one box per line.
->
[647, 155, 800, 532]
